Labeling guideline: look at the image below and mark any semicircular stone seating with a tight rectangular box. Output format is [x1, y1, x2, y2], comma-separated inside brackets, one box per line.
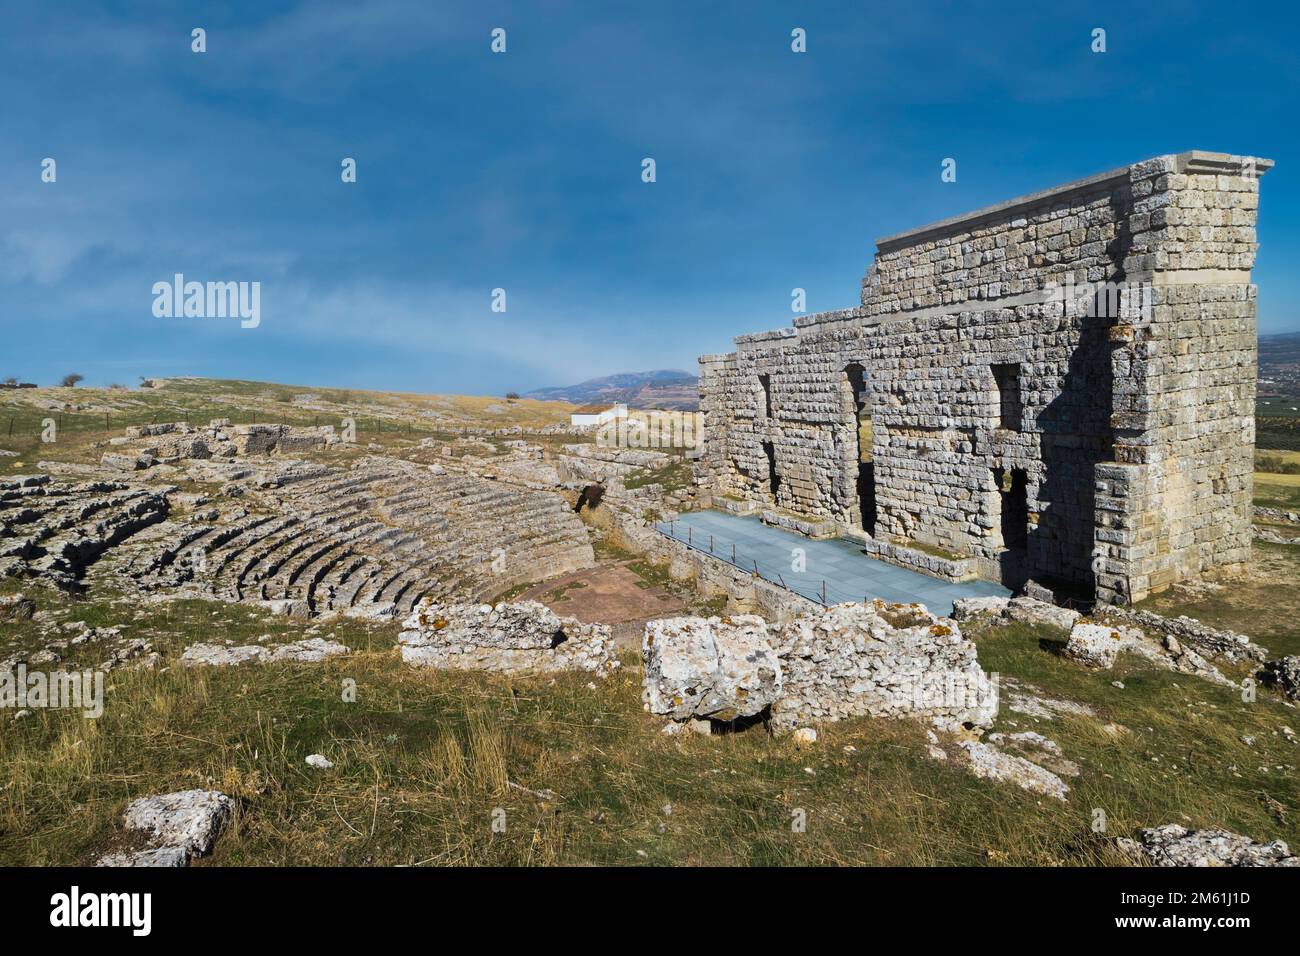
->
[119, 456, 595, 618]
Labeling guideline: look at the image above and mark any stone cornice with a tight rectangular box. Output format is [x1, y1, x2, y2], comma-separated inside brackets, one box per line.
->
[874, 151, 1274, 254]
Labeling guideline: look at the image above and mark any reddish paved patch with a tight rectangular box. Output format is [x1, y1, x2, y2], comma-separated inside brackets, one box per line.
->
[517, 561, 685, 628]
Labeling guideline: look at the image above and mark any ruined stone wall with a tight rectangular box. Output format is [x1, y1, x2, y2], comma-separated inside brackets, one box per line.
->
[1095, 155, 1264, 603]
[697, 152, 1269, 603]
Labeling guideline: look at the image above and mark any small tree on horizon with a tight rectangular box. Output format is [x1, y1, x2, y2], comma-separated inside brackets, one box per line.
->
[60, 373, 84, 388]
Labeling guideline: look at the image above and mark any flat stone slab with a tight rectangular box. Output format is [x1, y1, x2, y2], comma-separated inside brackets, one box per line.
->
[181, 638, 349, 667]
[97, 789, 232, 867]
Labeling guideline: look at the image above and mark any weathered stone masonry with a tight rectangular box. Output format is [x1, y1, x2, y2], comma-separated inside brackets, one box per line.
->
[696, 152, 1271, 604]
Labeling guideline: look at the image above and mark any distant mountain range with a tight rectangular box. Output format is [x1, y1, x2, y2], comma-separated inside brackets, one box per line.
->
[525, 369, 699, 411]
[531, 334, 1300, 413]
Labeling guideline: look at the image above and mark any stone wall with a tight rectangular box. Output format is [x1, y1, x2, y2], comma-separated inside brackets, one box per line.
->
[696, 151, 1271, 604]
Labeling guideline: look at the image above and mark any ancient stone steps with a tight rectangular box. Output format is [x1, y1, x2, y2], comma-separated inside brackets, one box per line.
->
[223, 521, 318, 600]
[209, 517, 302, 594]
[0, 477, 170, 588]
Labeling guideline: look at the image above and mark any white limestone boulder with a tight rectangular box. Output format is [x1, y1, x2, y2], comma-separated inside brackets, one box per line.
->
[642, 615, 781, 721]
[98, 789, 233, 867]
[1063, 622, 1129, 669]
[1005, 596, 1080, 631]
[769, 602, 998, 733]
[951, 595, 1010, 621]
[1117, 825, 1298, 867]
[181, 638, 349, 667]
[401, 599, 619, 675]
[957, 742, 1069, 801]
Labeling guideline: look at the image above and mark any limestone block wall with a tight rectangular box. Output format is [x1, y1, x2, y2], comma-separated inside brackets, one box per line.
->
[1094, 154, 1265, 604]
[697, 151, 1270, 604]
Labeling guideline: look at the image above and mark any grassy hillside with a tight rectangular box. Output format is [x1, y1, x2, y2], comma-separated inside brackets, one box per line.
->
[0, 378, 580, 476]
[2, 575, 1295, 866]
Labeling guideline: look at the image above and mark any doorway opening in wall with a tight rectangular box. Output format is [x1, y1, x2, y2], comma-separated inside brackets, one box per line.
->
[995, 465, 1029, 551]
[762, 440, 780, 500]
[843, 362, 875, 533]
[758, 374, 773, 419]
[991, 363, 1023, 431]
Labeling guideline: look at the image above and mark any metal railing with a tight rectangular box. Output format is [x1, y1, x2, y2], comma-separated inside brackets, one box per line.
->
[655, 519, 867, 607]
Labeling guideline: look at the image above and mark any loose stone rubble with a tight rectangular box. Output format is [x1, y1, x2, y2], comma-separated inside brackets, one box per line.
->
[1104, 606, 1268, 664]
[1263, 656, 1300, 702]
[97, 789, 233, 867]
[694, 151, 1271, 606]
[985, 730, 1080, 778]
[400, 599, 620, 676]
[956, 596, 1242, 687]
[950, 595, 1011, 621]
[1116, 825, 1298, 867]
[1, 624, 157, 673]
[642, 601, 997, 734]
[0, 593, 35, 621]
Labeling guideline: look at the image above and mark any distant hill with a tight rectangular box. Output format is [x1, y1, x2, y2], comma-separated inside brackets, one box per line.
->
[524, 370, 699, 411]
[1261, 331, 1300, 366]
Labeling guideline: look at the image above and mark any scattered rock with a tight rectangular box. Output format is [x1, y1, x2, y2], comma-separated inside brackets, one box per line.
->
[791, 727, 817, 745]
[950, 595, 1011, 621]
[1004, 681, 1096, 721]
[1004, 596, 1080, 631]
[957, 741, 1070, 801]
[97, 790, 232, 867]
[987, 730, 1080, 777]
[262, 599, 310, 619]
[1063, 622, 1127, 668]
[642, 602, 998, 735]
[1116, 825, 1298, 867]
[98, 846, 189, 868]
[100, 452, 155, 471]
[0, 594, 35, 622]
[686, 718, 713, 736]
[770, 601, 997, 733]
[305, 754, 334, 770]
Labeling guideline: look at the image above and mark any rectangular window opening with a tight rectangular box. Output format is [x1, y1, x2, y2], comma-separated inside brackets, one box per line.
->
[992, 363, 1022, 431]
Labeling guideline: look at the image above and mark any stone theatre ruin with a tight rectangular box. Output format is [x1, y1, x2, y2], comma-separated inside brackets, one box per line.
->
[695, 152, 1270, 605]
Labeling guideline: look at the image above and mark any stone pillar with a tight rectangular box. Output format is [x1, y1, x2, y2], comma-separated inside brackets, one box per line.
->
[1094, 152, 1270, 605]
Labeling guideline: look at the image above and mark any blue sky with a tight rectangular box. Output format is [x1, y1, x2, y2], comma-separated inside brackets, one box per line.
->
[2, 1, 1298, 394]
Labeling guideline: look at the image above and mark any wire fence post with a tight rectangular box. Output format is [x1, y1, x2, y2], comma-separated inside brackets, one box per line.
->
[821, 580, 827, 605]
